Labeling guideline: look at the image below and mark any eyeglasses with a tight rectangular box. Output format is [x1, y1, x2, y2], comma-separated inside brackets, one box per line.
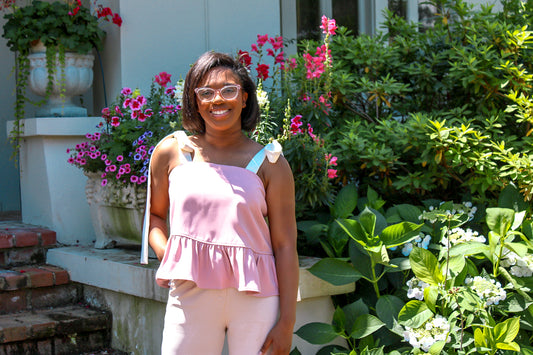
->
[194, 84, 241, 102]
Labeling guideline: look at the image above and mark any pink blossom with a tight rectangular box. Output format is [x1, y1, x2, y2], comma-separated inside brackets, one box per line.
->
[123, 98, 132, 109]
[138, 113, 146, 122]
[155, 72, 172, 88]
[111, 117, 120, 127]
[121, 87, 132, 96]
[290, 115, 303, 135]
[320, 16, 337, 36]
[267, 48, 275, 57]
[275, 52, 285, 64]
[101, 179, 108, 187]
[327, 169, 338, 179]
[130, 175, 139, 183]
[326, 154, 338, 166]
[269, 36, 284, 50]
[251, 44, 258, 52]
[101, 107, 110, 119]
[257, 34, 269, 47]
[114, 106, 122, 116]
[116, 155, 124, 162]
[307, 123, 317, 141]
[139, 176, 147, 184]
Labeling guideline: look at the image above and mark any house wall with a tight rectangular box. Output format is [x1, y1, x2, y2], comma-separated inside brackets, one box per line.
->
[92, 0, 282, 112]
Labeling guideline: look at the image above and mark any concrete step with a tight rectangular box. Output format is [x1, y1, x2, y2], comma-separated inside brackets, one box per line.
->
[0, 223, 57, 267]
[0, 304, 112, 354]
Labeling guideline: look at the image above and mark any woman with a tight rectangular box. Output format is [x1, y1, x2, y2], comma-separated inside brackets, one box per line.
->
[141, 51, 299, 355]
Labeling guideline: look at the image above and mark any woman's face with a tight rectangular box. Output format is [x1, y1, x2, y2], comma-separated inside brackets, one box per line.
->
[195, 67, 248, 133]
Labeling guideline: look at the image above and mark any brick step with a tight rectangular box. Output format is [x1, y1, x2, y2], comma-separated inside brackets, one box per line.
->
[0, 304, 112, 355]
[0, 224, 57, 267]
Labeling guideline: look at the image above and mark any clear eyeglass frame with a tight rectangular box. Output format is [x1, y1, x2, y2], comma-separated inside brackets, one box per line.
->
[194, 84, 241, 102]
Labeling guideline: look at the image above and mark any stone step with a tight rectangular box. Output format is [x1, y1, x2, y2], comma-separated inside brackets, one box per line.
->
[0, 304, 112, 354]
[0, 223, 57, 267]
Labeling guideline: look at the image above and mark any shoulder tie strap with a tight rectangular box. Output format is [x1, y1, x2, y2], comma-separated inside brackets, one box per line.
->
[140, 130, 192, 264]
[245, 140, 283, 174]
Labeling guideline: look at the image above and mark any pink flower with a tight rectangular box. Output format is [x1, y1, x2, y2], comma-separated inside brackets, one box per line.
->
[325, 154, 338, 166]
[320, 16, 337, 36]
[130, 175, 139, 183]
[121, 87, 132, 96]
[290, 115, 303, 135]
[267, 48, 275, 57]
[101, 179, 108, 187]
[101, 107, 110, 119]
[256, 64, 270, 80]
[269, 36, 284, 50]
[155, 72, 172, 88]
[307, 123, 317, 141]
[327, 169, 338, 179]
[123, 98, 132, 109]
[257, 34, 269, 47]
[116, 155, 124, 162]
[111, 116, 120, 127]
[238, 50, 252, 68]
[275, 52, 285, 64]
[251, 44, 258, 52]
[138, 113, 146, 122]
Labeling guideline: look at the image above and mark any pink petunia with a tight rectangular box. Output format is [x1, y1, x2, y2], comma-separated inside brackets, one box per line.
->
[101, 179, 108, 187]
[116, 155, 124, 162]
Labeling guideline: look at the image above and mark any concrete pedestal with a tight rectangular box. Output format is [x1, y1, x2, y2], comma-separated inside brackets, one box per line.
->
[8, 117, 102, 245]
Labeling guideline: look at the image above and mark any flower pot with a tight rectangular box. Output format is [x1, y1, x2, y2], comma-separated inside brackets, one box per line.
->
[85, 172, 146, 249]
[28, 49, 94, 117]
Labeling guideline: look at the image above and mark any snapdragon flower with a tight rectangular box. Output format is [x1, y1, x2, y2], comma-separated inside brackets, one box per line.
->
[402, 233, 431, 256]
[256, 88, 269, 109]
[500, 249, 533, 277]
[406, 277, 430, 300]
[441, 227, 486, 248]
[403, 315, 450, 352]
[174, 79, 185, 103]
[465, 276, 507, 306]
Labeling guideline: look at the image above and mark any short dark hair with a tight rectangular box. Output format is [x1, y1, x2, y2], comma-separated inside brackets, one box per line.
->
[181, 51, 259, 133]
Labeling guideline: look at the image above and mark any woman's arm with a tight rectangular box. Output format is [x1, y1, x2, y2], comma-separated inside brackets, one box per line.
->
[148, 139, 175, 261]
[260, 156, 299, 355]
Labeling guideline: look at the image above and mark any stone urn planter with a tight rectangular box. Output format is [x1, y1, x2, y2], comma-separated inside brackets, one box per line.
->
[28, 47, 95, 117]
[85, 172, 146, 249]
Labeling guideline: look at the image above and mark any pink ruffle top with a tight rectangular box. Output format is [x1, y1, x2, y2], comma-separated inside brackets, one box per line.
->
[140, 131, 283, 298]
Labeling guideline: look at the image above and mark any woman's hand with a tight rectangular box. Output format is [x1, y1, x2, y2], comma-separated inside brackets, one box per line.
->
[259, 319, 295, 355]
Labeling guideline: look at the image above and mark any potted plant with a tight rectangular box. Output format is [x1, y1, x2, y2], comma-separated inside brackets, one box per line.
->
[1, 0, 122, 151]
[67, 72, 183, 248]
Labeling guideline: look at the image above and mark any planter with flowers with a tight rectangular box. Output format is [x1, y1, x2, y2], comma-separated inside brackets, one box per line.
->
[2, 0, 121, 150]
[68, 72, 182, 248]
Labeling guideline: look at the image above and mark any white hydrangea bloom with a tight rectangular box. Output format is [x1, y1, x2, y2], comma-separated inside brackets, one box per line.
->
[407, 277, 430, 300]
[403, 315, 450, 352]
[465, 276, 507, 306]
[501, 248, 533, 277]
[441, 227, 486, 248]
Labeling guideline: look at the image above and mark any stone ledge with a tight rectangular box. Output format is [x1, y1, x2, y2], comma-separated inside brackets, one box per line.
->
[47, 247, 354, 303]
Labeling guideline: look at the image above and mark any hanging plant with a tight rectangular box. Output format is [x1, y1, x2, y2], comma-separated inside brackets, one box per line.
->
[1, 0, 122, 159]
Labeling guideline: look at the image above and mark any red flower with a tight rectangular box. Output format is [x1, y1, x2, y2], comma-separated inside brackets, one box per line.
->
[155, 72, 172, 88]
[269, 36, 284, 50]
[112, 13, 123, 27]
[256, 64, 270, 80]
[257, 34, 269, 47]
[238, 50, 252, 69]
[327, 169, 338, 179]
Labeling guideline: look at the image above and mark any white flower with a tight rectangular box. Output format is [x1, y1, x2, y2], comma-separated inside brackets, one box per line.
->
[402, 315, 450, 352]
[174, 79, 185, 103]
[501, 248, 533, 277]
[407, 277, 430, 300]
[466, 276, 507, 306]
[256, 88, 269, 109]
[441, 227, 486, 248]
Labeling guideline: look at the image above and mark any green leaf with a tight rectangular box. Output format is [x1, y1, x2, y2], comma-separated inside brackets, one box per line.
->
[376, 295, 404, 329]
[428, 340, 446, 355]
[332, 306, 346, 335]
[424, 285, 439, 313]
[308, 258, 362, 286]
[486, 207, 515, 237]
[395, 204, 423, 223]
[337, 219, 368, 245]
[398, 300, 433, 328]
[359, 207, 377, 237]
[289, 347, 302, 355]
[449, 242, 490, 257]
[494, 317, 520, 343]
[442, 255, 466, 275]
[498, 183, 529, 212]
[496, 342, 520, 351]
[349, 314, 386, 339]
[474, 327, 486, 347]
[333, 184, 358, 219]
[295, 322, 338, 344]
[343, 299, 369, 334]
[380, 221, 423, 247]
[409, 247, 445, 285]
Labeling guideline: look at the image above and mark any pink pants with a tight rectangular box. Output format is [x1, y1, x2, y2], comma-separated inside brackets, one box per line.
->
[161, 280, 279, 355]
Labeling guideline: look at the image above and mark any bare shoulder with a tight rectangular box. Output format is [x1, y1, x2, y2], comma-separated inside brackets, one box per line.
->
[151, 134, 181, 173]
[260, 154, 294, 189]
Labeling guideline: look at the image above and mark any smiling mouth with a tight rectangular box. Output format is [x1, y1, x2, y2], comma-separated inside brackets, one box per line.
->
[211, 109, 230, 115]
